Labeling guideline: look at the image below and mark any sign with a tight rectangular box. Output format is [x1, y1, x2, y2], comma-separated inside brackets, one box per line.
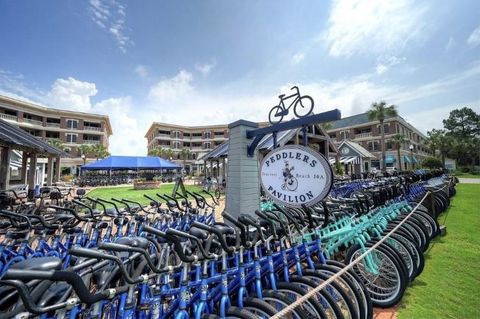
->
[260, 145, 333, 208]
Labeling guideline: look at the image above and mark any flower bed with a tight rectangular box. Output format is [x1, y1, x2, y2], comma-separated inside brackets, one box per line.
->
[133, 180, 161, 190]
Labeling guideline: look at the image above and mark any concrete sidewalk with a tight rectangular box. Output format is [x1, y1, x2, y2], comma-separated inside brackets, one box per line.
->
[458, 178, 480, 184]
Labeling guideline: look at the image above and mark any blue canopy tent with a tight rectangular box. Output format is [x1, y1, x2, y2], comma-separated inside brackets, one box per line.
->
[81, 156, 181, 171]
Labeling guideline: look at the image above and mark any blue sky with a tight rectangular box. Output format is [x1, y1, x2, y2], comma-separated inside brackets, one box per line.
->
[0, 0, 479, 155]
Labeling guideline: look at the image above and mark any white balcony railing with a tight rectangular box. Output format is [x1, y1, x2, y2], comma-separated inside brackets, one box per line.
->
[84, 126, 102, 132]
[355, 132, 373, 139]
[46, 122, 60, 128]
[84, 140, 100, 145]
[0, 113, 17, 121]
[23, 118, 44, 126]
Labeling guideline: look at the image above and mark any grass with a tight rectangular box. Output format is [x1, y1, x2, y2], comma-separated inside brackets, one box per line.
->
[86, 184, 204, 205]
[397, 184, 480, 319]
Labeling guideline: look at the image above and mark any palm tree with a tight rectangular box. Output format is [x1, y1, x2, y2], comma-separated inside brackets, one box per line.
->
[179, 148, 191, 170]
[47, 138, 65, 151]
[391, 134, 408, 170]
[91, 144, 110, 160]
[77, 144, 92, 157]
[367, 101, 398, 172]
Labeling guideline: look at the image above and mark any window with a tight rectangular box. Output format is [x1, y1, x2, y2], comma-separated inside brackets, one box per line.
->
[384, 124, 390, 134]
[204, 142, 211, 149]
[173, 141, 181, 149]
[66, 134, 77, 143]
[173, 131, 181, 139]
[204, 132, 211, 139]
[67, 119, 78, 129]
[386, 141, 393, 150]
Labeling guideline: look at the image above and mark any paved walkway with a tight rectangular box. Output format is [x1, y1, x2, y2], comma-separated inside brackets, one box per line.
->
[458, 178, 480, 184]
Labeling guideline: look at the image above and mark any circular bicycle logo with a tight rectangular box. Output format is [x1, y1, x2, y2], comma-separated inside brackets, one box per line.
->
[260, 145, 333, 208]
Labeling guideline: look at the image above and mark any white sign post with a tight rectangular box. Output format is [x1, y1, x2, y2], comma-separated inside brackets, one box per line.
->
[260, 145, 333, 208]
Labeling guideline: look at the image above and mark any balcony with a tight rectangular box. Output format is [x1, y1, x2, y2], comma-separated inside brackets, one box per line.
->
[84, 140, 100, 145]
[84, 126, 102, 132]
[0, 113, 17, 121]
[355, 132, 373, 139]
[46, 122, 60, 128]
[23, 118, 44, 126]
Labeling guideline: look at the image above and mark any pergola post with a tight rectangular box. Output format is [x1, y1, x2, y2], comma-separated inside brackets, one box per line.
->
[27, 153, 37, 190]
[47, 156, 54, 185]
[21, 152, 29, 184]
[216, 159, 220, 178]
[221, 157, 226, 181]
[53, 156, 61, 183]
[0, 146, 12, 190]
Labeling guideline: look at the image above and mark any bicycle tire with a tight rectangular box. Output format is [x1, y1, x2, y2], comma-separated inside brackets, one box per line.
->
[345, 243, 408, 308]
[269, 105, 284, 124]
[277, 281, 327, 319]
[293, 96, 314, 118]
[225, 306, 260, 319]
[323, 260, 373, 319]
[241, 297, 282, 317]
[290, 276, 344, 319]
[301, 270, 358, 319]
[260, 289, 311, 318]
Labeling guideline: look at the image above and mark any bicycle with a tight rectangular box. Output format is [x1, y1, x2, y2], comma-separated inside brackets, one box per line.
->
[268, 86, 314, 124]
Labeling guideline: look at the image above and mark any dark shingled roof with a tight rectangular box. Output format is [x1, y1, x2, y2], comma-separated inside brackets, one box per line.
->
[0, 119, 67, 156]
[331, 112, 396, 129]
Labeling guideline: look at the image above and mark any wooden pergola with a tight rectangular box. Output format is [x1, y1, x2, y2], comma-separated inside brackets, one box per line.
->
[0, 119, 67, 191]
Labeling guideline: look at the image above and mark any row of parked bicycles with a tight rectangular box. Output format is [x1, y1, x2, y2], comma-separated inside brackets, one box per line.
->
[0, 169, 454, 318]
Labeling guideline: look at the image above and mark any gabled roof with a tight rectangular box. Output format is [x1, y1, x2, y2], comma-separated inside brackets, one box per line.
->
[0, 119, 67, 156]
[200, 123, 337, 161]
[337, 140, 376, 158]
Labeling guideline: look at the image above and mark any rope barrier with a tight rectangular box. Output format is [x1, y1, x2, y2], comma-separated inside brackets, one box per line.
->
[270, 190, 434, 319]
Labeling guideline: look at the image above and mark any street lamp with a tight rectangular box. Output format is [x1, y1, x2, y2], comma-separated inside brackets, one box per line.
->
[81, 154, 86, 165]
[409, 144, 414, 170]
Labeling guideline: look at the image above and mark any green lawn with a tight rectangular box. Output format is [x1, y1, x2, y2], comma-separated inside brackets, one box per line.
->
[397, 184, 480, 319]
[86, 184, 204, 205]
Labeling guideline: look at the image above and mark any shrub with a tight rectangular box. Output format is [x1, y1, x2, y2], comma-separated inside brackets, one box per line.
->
[421, 157, 443, 169]
[334, 161, 344, 175]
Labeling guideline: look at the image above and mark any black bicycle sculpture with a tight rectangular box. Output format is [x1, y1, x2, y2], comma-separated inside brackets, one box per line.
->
[268, 86, 314, 124]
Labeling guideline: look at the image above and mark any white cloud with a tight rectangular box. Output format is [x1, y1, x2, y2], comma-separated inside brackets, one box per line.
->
[445, 37, 456, 51]
[291, 52, 305, 64]
[375, 64, 388, 75]
[194, 61, 216, 76]
[94, 97, 146, 155]
[148, 70, 194, 102]
[46, 77, 98, 112]
[467, 25, 480, 47]
[134, 65, 148, 78]
[322, 0, 428, 57]
[375, 56, 406, 75]
[89, 0, 132, 52]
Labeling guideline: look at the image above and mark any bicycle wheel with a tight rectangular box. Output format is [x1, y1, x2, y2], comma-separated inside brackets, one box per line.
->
[214, 189, 221, 200]
[260, 289, 310, 318]
[323, 260, 373, 319]
[293, 96, 314, 118]
[345, 243, 408, 308]
[225, 306, 260, 319]
[269, 105, 284, 124]
[277, 282, 327, 318]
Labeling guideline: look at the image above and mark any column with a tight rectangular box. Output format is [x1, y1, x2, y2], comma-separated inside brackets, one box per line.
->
[47, 157, 54, 185]
[216, 160, 220, 178]
[225, 120, 260, 218]
[53, 156, 61, 183]
[0, 146, 12, 190]
[21, 152, 29, 184]
[221, 157, 226, 181]
[27, 153, 37, 189]
[39, 162, 46, 186]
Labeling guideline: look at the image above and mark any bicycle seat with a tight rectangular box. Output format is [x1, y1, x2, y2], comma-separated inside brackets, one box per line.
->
[278, 94, 285, 99]
[10, 256, 62, 271]
[212, 223, 235, 235]
[189, 227, 209, 240]
[115, 236, 149, 249]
